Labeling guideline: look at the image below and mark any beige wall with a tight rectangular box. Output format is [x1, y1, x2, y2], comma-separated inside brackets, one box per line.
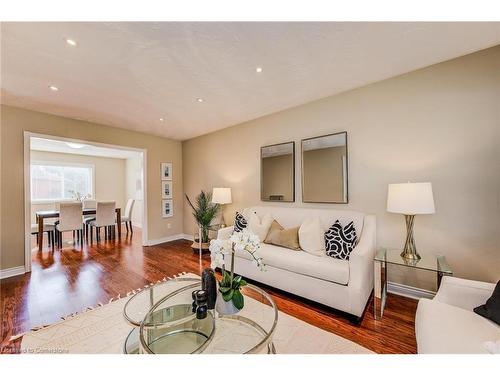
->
[29, 150, 127, 224]
[303, 146, 346, 202]
[262, 154, 294, 201]
[183, 46, 500, 287]
[0, 105, 183, 270]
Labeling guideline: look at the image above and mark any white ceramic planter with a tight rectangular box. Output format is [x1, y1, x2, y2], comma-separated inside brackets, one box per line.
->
[215, 290, 241, 315]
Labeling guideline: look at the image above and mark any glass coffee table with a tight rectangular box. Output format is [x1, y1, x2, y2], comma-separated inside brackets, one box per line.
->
[123, 276, 278, 354]
[373, 248, 453, 319]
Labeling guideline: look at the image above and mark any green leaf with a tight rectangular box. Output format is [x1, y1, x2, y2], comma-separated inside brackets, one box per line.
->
[232, 289, 244, 309]
[219, 286, 231, 293]
[222, 289, 233, 302]
[239, 279, 247, 287]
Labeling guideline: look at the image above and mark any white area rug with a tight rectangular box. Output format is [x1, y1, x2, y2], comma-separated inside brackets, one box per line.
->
[20, 273, 373, 354]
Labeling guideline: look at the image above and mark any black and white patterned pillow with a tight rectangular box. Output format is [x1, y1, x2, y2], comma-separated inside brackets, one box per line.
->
[234, 212, 248, 232]
[325, 220, 357, 260]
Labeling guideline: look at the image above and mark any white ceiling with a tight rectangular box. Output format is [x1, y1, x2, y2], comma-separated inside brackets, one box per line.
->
[2, 22, 499, 140]
[30, 137, 141, 159]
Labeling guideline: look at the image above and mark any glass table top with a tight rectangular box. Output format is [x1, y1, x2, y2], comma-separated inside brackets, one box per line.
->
[374, 248, 452, 275]
[133, 281, 278, 354]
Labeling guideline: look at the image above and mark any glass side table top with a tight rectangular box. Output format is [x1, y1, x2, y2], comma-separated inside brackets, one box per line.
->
[374, 248, 452, 275]
[139, 282, 278, 354]
[123, 277, 201, 327]
[373, 248, 453, 320]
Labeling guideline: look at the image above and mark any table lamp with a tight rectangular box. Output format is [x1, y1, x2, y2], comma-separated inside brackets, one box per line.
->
[387, 182, 435, 260]
[212, 187, 232, 227]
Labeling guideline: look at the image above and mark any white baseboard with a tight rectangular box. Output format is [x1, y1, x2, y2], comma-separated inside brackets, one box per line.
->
[387, 281, 436, 300]
[183, 233, 194, 241]
[0, 266, 26, 280]
[146, 233, 193, 246]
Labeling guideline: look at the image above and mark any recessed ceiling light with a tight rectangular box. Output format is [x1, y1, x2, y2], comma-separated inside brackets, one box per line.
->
[49, 85, 59, 91]
[159, 118, 164, 122]
[196, 98, 204, 103]
[65, 38, 77, 46]
[66, 142, 86, 149]
[256, 66, 263, 73]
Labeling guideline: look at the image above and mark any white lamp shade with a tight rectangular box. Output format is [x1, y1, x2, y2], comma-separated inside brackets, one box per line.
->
[387, 182, 435, 215]
[212, 187, 232, 204]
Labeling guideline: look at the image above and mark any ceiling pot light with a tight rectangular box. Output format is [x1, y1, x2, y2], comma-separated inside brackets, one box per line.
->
[256, 66, 263, 73]
[49, 85, 59, 91]
[65, 38, 77, 46]
[66, 142, 86, 149]
[159, 118, 164, 122]
[196, 98, 204, 103]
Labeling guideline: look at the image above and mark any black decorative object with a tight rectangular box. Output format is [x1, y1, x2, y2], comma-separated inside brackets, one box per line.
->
[194, 290, 208, 320]
[202, 268, 217, 309]
[192, 289, 200, 313]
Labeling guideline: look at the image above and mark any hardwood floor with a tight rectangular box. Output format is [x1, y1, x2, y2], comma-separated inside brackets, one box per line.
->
[0, 228, 417, 354]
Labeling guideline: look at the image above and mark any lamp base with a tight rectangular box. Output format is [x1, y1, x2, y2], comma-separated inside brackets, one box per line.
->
[400, 214, 421, 261]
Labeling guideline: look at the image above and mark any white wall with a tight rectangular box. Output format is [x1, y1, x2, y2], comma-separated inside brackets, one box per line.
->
[125, 155, 144, 227]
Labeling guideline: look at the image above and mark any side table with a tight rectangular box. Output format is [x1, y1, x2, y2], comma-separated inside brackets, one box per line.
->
[373, 248, 453, 319]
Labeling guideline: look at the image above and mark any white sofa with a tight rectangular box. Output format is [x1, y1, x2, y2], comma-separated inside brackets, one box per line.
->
[416, 276, 500, 353]
[217, 206, 376, 319]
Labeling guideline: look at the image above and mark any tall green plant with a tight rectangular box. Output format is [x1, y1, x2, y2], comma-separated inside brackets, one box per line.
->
[185, 190, 220, 243]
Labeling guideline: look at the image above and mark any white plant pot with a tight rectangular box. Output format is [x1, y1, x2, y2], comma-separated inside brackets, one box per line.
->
[215, 290, 241, 315]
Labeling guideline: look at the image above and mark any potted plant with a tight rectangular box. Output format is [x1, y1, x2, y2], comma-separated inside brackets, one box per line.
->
[186, 191, 220, 252]
[209, 229, 264, 314]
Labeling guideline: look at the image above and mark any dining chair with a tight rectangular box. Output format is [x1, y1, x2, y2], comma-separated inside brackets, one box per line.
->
[31, 223, 56, 250]
[89, 201, 116, 243]
[82, 199, 97, 240]
[121, 198, 135, 234]
[55, 202, 83, 249]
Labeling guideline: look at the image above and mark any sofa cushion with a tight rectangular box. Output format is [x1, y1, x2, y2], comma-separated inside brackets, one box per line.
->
[235, 243, 349, 285]
[298, 217, 325, 257]
[234, 212, 248, 232]
[474, 281, 500, 325]
[248, 212, 274, 242]
[416, 298, 500, 354]
[247, 206, 365, 238]
[325, 220, 357, 260]
[264, 220, 300, 250]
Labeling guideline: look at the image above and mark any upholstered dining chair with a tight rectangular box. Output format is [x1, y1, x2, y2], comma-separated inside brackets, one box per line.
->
[89, 201, 116, 243]
[82, 199, 97, 240]
[121, 198, 135, 233]
[56, 202, 83, 249]
[31, 223, 56, 250]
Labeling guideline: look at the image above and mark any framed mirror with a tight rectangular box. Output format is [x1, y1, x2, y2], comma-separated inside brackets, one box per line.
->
[261, 141, 295, 202]
[301, 132, 348, 203]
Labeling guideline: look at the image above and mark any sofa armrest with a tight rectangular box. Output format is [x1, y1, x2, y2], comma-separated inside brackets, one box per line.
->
[433, 276, 496, 311]
[348, 214, 376, 292]
[217, 226, 234, 240]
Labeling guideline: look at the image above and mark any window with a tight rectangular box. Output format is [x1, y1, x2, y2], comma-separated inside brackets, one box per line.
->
[31, 162, 94, 202]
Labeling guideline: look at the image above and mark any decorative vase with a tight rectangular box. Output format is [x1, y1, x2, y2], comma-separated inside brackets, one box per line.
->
[201, 268, 217, 309]
[215, 290, 241, 315]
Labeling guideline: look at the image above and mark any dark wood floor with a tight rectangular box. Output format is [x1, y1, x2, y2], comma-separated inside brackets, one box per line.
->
[0, 228, 417, 354]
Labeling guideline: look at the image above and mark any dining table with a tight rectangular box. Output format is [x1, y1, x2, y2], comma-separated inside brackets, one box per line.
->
[35, 207, 121, 251]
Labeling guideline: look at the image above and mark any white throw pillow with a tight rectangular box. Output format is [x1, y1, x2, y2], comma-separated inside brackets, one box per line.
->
[483, 340, 500, 354]
[248, 212, 273, 242]
[298, 218, 325, 256]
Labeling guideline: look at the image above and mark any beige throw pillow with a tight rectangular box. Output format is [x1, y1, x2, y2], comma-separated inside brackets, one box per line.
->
[248, 212, 274, 242]
[298, 217, 325, 256]
[264, 220, 301, 250]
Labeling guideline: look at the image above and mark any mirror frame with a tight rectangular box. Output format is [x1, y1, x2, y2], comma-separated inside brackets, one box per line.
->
[260, 141, 295, 202]
[301, 131, 348, 204]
